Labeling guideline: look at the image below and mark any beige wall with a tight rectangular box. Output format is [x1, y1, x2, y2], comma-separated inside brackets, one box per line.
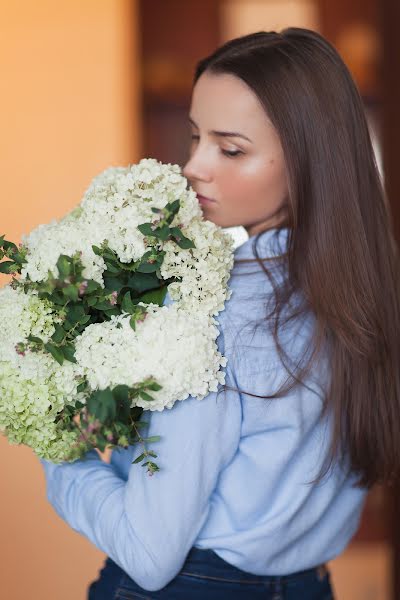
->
[220, 0, 320, 41]
[0, 2, 141, 598]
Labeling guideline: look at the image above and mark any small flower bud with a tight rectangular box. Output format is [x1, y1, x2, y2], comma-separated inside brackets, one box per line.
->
[15, 342, 26, 356]
[118, 435, 129, 447]
[78, 280, 88, 296]
[109, 290, 118, 305]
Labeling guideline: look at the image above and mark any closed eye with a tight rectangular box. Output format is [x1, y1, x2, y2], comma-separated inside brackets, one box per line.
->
[221, 149, 243, 157]
[190, 135, 243, 158]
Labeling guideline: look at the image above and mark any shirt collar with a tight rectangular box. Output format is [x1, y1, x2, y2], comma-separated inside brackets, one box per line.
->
[233, 227, 290, 261]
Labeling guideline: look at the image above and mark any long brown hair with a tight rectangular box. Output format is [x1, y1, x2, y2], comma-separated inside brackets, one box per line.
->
[194, 28, 400, 488]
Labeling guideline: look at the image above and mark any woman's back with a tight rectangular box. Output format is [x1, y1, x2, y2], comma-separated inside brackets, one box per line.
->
[109, 227, 367, 583]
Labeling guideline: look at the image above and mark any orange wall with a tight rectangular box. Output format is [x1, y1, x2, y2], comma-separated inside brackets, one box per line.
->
[0, 2, 141, 598]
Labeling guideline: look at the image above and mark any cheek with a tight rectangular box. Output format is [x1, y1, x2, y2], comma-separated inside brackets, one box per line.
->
[224, 157, 287, 206]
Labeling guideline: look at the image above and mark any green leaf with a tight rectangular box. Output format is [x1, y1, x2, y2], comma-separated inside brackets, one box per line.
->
[132, 452, 146, 464]
[87, 388, 116, 423]
[146, 381, 163, 391]
[56, 255, 71, 278]
[102, 248, 118, 260]
[169, 228, 195, 249]
[127, 272, 159, 293]
[87, 393, 97, 416]
[85, 280, 101, 293]
[51, 325, 65, 344]
[51, 292, 68, 306]
[79, 315, 91, 325]
[142, 460, 160, 473]
[0, 261, 16, 274]
[96, 437, 108, 452]
[167, 199, 180, 216]
[3, 240, 18, 253]
[9, 252, 22, 264]
[91, 245, 103, 256]
[103, 277, 124, 292]
[63, 319, 74, 331]
[44, 342, 64, 365]
[67, 305, 86, 323]
[98, 389, 116, 422]
[139, 286, 167, 306]
[104, 261, 121, 274]
[155, 225, 170, 241]
[139, 390, 155, 402]
[27, 334, 44, 344]
[129, 315, 137, 331]
[136, 260, 159, 274]
[121, 291, 135, 314]
[147, 461, 160, 472]
[63, 284, 79, 301]
[93, 300, 116, 311]
[64, 404, 75, 416]
[176, 236, 196, 250]
[137, 223, 156, 237]
[112, 384, 130, 402]
[138, 250, 153, 263]
[143, 436, 161, 443]
[86, 296, 98, 307]
[61, 344, 77, 363]
[132, 420, 147, 429]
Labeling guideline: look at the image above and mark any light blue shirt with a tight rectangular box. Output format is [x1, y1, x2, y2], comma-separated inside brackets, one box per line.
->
[40, 227, 367, 592]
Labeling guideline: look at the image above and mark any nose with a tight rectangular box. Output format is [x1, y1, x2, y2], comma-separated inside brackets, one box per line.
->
[183, 149, 213, 184]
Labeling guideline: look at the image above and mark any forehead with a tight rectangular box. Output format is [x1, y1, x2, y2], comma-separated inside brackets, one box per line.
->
[190, 72, 271, 134]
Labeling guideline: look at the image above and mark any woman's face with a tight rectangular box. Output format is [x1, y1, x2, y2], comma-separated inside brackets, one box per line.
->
[183, 71, 289, 236]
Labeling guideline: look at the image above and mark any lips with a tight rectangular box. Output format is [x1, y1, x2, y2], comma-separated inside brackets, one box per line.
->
[196, 193, 216, 205]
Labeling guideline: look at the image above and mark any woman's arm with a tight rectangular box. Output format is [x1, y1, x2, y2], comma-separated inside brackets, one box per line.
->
[39, 359, 241, 592]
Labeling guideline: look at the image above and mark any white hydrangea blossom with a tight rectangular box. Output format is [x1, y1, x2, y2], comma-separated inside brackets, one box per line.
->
[0, 158, 235, 462]
[0, 286, 61, 363]
[20, 219, 107, 286]
[18, 159, 233, 316]
[79, 160, 202, 264]
[160, 219, 235, 315]
[0, 352, 83, 461]
[0, 286, 84, 460]
[74, 303, 227, 411]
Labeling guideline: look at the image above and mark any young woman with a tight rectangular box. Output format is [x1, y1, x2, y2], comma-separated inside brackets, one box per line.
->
[40, 28, 400, 599]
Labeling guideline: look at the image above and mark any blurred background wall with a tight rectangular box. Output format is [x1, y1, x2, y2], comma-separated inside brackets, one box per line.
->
[1, 1, 399, 599]
[0, 2, 140, 599]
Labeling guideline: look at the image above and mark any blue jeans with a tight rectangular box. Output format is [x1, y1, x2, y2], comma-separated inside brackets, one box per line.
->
[87, 547, 335, 599]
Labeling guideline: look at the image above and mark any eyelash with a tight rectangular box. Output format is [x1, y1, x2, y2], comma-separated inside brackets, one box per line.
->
[190, 135, 243, 158]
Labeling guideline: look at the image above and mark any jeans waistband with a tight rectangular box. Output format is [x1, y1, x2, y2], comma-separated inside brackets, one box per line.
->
[183, 547, 329, 586]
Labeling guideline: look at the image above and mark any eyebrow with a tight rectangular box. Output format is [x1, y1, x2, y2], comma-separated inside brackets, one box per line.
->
[189, 116, 253, 143]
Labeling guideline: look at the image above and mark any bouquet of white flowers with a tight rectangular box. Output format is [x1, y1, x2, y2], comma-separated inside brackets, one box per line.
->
[0, 159, 234, 474]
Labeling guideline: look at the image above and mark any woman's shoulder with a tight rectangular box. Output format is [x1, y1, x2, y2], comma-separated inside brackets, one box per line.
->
[231, 226, 289, 263]
[217, 227, 291, 329]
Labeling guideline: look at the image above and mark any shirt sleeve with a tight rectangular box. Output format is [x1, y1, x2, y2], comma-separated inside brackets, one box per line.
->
[39, 329, 242, 592]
